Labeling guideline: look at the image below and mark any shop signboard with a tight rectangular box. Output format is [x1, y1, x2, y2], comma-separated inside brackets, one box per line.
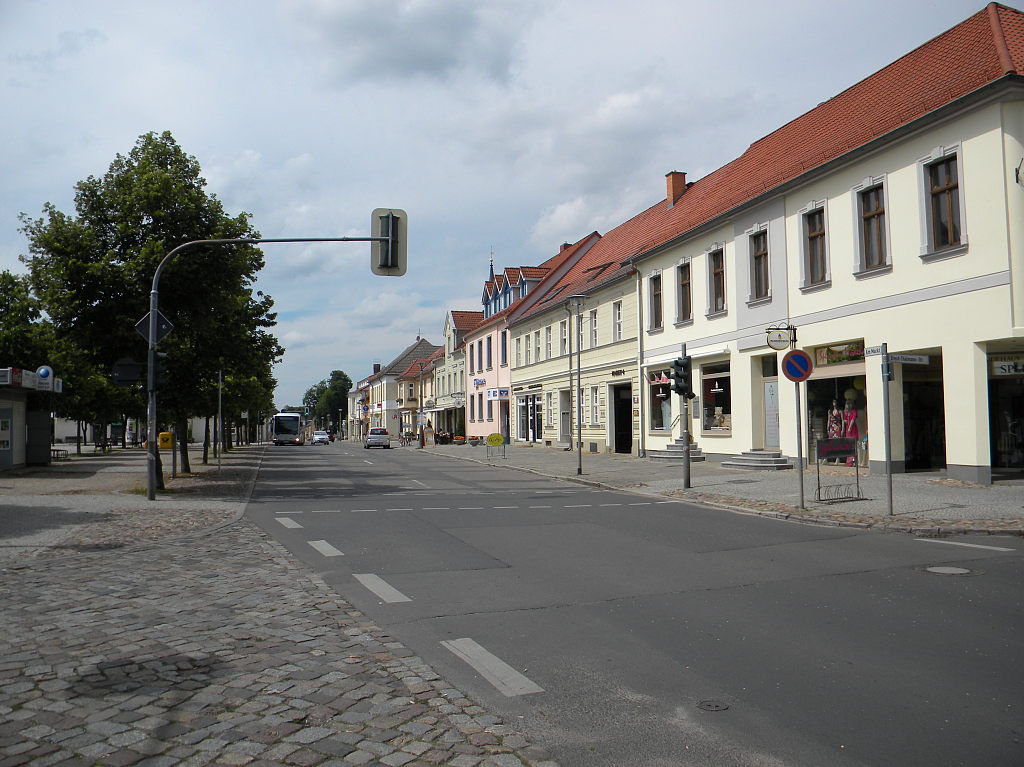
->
[990, 354, 1024, 375]
[817, 437, 857, 461]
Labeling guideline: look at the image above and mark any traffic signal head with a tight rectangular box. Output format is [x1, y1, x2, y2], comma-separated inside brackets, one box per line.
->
[371, 208, 408, 276]
[670, 356, 692, 396]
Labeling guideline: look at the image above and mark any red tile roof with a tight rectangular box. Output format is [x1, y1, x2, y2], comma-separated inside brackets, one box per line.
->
[450, 310, 484, 331]
[515, 3, 1024, 324]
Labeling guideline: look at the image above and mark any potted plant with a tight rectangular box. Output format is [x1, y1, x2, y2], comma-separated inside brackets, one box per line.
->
[453, 435, 466, 445]
[468, 435, 481, 446]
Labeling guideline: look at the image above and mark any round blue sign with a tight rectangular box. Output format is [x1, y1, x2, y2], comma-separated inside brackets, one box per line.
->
[36, 365, 52, 380]
[781, 350, 813, 382]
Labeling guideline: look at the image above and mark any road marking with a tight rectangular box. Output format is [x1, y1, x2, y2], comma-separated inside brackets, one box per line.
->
[351, 509, 375, 513]
[308, 540, 344, 557]
[273, 510, 304, 514]
[916, 539, 1014, 552]
[493, 506, 518, 509]
[312, 509, 342, 513]
[564, 504, 592, 508]
[275, 517, 303, 529]
[354, 573, 412, 603]
[530, 505, 552, 509]
[441, 638, 544, 697]
[600, 503, 622, 507]
[410, 479, 428, 486]
[423, 507, 450, 510]
[387, 508, 414, 512]
[628, 502, 652, 506]
[459, 507, 483, 510]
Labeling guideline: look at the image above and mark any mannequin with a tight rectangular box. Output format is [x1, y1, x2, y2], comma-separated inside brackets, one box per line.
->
[827, 400, 843, 439]
[842, 400, 859, 465]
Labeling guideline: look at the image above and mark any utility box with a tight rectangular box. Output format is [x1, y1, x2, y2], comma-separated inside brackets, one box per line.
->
[158, 431, 174, 449]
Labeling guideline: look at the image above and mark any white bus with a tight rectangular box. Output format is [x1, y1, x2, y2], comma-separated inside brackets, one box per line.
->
[269, 412, 303, 445]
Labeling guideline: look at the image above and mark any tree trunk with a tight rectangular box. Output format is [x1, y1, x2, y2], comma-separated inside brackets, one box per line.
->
[177, 416, 191, 473]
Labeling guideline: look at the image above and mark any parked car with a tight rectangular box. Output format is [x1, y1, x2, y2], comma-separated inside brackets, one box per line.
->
[364, 427, 391, 449]
[311, 430, 330, 445]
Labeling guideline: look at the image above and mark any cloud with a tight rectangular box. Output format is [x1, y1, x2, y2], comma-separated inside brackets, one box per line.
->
[7, 28, 106, 79]
[289, 0, 541, 85]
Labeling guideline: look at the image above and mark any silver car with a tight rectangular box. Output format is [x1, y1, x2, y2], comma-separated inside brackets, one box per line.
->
[364, 427, 391, 449]
[311, 430, 330, 445]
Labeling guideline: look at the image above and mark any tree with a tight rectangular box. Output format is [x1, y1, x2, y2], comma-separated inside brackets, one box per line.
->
[302, 370, 353, 430]
[20, 131, 282, 473]
[0, 270, 52, 369]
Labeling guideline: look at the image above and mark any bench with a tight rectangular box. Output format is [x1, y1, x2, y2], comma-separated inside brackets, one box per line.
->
[51, 448, 69, 461]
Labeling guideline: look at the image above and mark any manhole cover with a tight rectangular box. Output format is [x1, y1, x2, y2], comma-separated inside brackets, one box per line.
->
[697, 699, 729, 712]
[925, 566, 972, 575]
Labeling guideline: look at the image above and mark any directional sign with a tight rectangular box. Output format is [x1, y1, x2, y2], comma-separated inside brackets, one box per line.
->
[864, 345, 884, 356]
[135, 311, 174, 344]
[781, 349, 814, 382]
[888, 354, 929, 365]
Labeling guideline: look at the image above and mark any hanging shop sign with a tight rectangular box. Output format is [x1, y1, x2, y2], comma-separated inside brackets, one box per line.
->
[814, 341, 865, 366]
[486, 388, 510, 400]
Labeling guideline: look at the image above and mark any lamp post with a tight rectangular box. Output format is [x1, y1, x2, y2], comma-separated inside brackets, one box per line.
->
[567, 294, 586, 475]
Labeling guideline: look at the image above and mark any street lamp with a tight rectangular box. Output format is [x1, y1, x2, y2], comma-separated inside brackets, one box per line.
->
[567, 294, 586, 475]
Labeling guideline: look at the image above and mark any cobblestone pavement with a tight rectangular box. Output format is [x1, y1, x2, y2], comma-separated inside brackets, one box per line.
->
[0, 448, 558, 767]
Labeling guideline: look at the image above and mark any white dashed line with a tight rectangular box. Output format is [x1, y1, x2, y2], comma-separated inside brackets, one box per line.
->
[564, 504, 592, 508]
[275, 517, 303, 529]
[354, 574, 412, 603]
[493, 506, 518, 509]
[387, 508, 414, 512]
[441, 638, 544, 697]
[628, 502, 652, 506]
[308, 540, 344, 557]
[459, 507, 484, 510]
[422, 507, 450, 510]
[530, 505, 552, 509]
[312, 509, 341, 513]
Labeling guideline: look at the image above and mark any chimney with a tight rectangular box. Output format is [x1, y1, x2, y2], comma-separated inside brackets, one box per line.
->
[560, 242, 571, 252]
[666, 171, 687, 206]
[373, 363, 381, 374]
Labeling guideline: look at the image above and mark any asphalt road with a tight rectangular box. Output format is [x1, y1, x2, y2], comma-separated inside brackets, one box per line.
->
[246, 441, 1024, 767]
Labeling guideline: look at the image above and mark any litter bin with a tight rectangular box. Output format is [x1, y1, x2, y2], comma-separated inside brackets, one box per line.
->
[158, 431, 174, 450]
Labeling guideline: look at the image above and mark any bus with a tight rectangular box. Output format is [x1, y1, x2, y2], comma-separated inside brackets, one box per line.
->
[269, 412, 303, 445]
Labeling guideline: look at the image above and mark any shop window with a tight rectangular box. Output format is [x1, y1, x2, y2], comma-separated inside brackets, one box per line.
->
[701, 362, 732, 433]
[650, 372, 671, 430]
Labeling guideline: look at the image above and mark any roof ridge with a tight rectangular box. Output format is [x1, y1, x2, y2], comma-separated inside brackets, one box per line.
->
[989, 2, 1018, 73]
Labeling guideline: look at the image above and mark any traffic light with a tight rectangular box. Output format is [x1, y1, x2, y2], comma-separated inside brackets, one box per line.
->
[670, 356, 694, 398]
[370, 208, 408, 276]
[150, 352, 168, 390]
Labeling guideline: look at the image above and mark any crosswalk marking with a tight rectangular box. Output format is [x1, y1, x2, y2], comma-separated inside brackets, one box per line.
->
[275, 517, 303, 529]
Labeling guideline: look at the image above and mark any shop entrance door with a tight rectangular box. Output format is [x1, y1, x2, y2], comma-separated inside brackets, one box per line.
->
[904, 380, 947, 471]
[763, 380, 780, 449]
[612, 384, 633, 453]
[559, 390, 571, 443]
[989, 377, 1024, 474]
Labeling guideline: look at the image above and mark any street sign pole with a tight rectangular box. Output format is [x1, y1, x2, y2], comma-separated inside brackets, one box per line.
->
[781, 344, 812, 510]
[881, 342, 894, 516]
[681, 343, 691, 489]
[795, 373, 805, 510]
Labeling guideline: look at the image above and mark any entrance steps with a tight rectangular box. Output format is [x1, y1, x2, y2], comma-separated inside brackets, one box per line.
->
[647, 438, 706, 463]
[721, 449, 794, 471]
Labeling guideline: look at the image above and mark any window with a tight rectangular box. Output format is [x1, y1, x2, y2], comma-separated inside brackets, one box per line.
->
[613, 301, 623, 341]
[525, 335, 531, 365]
[486, 399, 493, 420]
[500, 331, 507, 365]
[589, 309, 598, 348]
[546, 392, 553, 425]
[750, 230, 769, 300]
[928, 155, 960, 250]
[701, 362, 732, 434]
[477, 340, 483, 371]
[650, 373, 671, 430]
[804, 208, 827, 286]
[859, 184, 887, 270]
[709, 248, 726, 314]
[534, 331, 541, 363]
[649, 273, 663, 329]
[478, 393, 483, 423]
[468, 344, 475, 373]
[590, 385, 599, 424]
[515, 337, 521, 367]
[545, 326, 552, 358]
[469, 394, 475, 421]
[560, 320, 568, 355]
[676, 261, 692, 322]
[486, 337, 493, 369]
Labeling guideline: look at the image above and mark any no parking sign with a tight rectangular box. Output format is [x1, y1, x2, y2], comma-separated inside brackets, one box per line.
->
[781, 349, 813, 382]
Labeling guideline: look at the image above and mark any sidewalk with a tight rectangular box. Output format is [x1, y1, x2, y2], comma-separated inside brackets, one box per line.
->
[417, 442, 1024, 536]
[0, 447, 559, 767]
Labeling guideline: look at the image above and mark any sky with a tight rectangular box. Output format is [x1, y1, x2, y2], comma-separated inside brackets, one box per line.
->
[0, 0, 991, 408]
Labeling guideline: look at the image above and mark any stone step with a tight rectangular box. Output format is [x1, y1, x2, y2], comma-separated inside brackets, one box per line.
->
[721, 450, 794, 471]
[648, 451, 707, 462]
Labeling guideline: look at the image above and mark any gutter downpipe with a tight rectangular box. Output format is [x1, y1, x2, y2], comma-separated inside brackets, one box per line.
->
[633, 262, 646, 458]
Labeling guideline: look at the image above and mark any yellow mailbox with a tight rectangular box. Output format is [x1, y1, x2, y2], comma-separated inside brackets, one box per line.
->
[158, 431, 174, 449]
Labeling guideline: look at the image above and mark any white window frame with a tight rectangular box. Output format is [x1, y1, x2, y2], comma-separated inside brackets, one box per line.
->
[589, 385, 599, 425]
[648, 270, 663, 330]
[675, 258, 693, 324]
[515, 337, 521, 367]
[798, 200, 830, 291]
[612, 300, 623, 341]
[534, 330, 541, 362]
[852, 175, 892, 277]
[706, 243, 727, 317]
[545, 326, 552, 359]
[917, 143, 968, 261]
[559, 320, 568, 355]
[746, 224, 770, 304]
[545, 391, 553, 425]
[589, 309, 598, 348]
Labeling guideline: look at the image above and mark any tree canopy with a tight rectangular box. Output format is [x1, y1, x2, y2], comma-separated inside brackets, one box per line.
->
[303, 370, 353, 428]
[18, 131, 282, 452]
